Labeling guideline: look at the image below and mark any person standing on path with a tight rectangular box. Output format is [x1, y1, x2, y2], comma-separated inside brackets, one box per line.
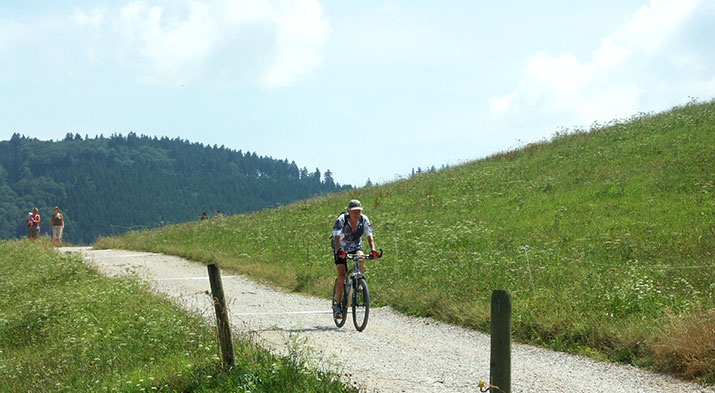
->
[26, 212, 33, 239]
[331, 199, 379, 319]
[29, 208, 41, 241]
[50, 206, 65, 247]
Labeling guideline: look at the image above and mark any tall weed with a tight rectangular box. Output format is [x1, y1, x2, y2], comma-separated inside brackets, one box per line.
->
[652, 306, 715, 384]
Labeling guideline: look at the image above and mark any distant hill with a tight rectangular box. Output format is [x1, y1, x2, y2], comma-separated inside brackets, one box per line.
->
[0, 133, 351, 243]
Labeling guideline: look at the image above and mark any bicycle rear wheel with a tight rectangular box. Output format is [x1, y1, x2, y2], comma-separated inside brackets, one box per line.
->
[332, 278, 347, 327]
[352, 278, 369, 331]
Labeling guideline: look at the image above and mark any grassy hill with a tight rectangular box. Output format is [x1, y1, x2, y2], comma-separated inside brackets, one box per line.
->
[0, 240, 354, 393]
[96, 100, 715, 384]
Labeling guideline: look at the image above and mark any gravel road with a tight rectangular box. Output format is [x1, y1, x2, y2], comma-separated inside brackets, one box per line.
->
[62, 247, 713, 393]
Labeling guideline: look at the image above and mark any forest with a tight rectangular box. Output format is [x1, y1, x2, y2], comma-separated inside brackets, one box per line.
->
[0, 133, 351, 244]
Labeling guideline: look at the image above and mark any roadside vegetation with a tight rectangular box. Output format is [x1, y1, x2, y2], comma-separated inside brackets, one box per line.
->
[96, 100, 715, 385]
[0, 240, 355, 393]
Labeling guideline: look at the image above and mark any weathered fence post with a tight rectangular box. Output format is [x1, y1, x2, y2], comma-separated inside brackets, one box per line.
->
[490, 289, 512, 393]
[208, 263, 236, 369]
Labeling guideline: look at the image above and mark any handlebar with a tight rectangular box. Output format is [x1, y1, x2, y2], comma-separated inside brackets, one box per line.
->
[346, 249, 383, 260]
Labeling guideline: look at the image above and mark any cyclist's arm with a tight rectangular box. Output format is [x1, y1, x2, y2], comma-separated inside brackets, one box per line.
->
[332, 214, 345, 253]
[363, 216, 375, 251]
[367, 235, 376, 251]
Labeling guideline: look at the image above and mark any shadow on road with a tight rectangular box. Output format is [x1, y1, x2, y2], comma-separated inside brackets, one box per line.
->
[249, 325, 349, 334]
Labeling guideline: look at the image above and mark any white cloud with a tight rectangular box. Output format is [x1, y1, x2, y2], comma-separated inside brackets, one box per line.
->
[488, 93, 514, 116]
[105, 0, 328, 87]
[114, 1, 217, 84]
[73, 7, 104, 28]
[592, 37, 629, 66]
[488, 0, 713, 131]
[0, 19, 30, 54]
[262, 0, 328, 88]
[1, 0, 328, 88]
[0, 14, 92, 78]
[614, 0, 699, 54]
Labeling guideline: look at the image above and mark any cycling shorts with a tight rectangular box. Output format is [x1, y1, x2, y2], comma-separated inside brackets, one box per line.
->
[334, 249, 363, 266]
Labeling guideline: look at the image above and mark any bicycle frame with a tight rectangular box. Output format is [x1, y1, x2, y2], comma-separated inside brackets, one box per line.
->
[343, 254, 366, 307]
[344, 251, 380, 289]
[346, 254, 367, 277]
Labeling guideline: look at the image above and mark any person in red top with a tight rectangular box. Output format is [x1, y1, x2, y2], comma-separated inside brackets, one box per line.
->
[29, 207, 41, 240]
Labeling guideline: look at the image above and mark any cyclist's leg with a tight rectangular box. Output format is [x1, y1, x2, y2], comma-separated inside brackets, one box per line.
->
[334, 254, 347, 303]
[356, 250, 365, 272]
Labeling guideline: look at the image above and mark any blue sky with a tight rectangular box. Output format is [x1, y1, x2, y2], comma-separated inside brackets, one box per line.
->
[1, 0, 714, 186]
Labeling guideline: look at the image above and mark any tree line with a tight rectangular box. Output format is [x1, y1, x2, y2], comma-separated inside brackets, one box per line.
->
[0, 133, 351, 244]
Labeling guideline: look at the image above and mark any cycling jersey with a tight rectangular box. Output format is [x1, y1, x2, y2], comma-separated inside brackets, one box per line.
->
[331, 213, 373, 253]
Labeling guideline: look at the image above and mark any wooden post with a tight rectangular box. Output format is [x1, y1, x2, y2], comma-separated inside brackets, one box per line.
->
[208, 263, 236, 369]
[490, 289, 511, 393]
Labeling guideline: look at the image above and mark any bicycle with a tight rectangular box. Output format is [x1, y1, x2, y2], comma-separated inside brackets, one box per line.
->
[332, 249, 382, 331]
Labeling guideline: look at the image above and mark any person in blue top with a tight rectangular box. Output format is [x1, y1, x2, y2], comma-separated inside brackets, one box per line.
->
[331, 199, 379, 318]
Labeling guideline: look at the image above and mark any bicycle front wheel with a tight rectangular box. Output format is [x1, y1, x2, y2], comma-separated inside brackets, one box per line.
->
[332, 278, 347, 328]
[352, 278, 369, 331]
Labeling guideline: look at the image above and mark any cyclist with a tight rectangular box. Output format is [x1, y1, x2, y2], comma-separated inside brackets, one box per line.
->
[332, 199, 379, 319]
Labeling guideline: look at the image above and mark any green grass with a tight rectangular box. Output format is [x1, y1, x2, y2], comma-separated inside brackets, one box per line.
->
[95, 100, 715, 385]
[0, 240, 355, 393]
